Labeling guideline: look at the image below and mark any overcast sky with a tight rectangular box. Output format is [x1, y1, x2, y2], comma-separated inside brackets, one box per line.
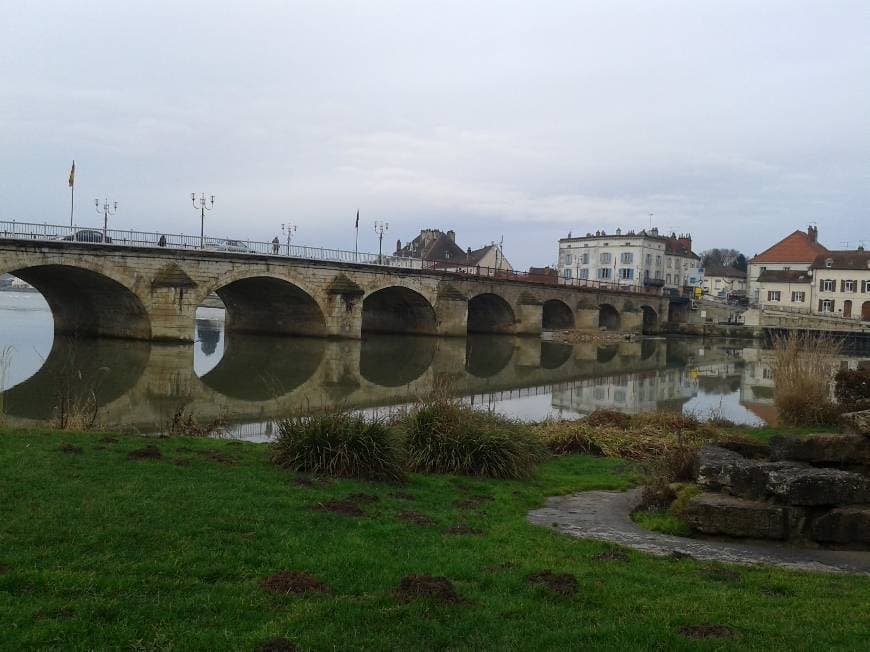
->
[2, 1, 868, 268]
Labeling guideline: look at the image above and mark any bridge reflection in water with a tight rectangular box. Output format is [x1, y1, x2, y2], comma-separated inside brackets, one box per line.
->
[0, 318, 765, 436]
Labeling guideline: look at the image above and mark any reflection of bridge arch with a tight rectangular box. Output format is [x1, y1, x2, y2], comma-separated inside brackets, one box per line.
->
[199, 334, 326, 401]
[542, 299, 575, 330]
[5, 264, 151, 339]
[540, 341, 573, 369]
[1, 335, 150, 420]
[360, 334, 436, 386]
[465, 335, 515, 377]
[468, 293, 515, 334]
[208, 274, 326, 337]
[362, 286, 436, 335]
[641, 305, 658, 334]
[598, 303, 621, 331]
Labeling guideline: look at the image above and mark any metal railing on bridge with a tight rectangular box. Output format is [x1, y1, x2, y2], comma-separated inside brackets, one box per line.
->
[0, 219, 659, 296]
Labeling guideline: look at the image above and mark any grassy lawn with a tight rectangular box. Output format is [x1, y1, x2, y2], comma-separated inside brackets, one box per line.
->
[1, 428, 869, 650]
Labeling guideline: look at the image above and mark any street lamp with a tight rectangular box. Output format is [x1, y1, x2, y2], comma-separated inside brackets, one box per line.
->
[373, 220, 389, 263]
[94, 198, 118, 242]
[191, 193, 214, 249]
[282, 223, 297, 255]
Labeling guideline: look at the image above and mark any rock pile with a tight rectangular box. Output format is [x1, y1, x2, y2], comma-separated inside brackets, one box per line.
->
[683, 410, 870, 547]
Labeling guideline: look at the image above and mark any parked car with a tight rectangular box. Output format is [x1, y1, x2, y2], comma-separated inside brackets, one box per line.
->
[62, 229, 112, 243]
[205, 239, 250, 253]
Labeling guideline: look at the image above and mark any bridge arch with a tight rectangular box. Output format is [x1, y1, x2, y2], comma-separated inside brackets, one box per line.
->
[542, 299, 575, 330]
[362, 286, 437, 334]
[6, 264, 151, 339]
[467, 293, 515, 334]
[207, 274, 327, 337]
[641, 305, 659, 334]
[598, 303, 621, 331]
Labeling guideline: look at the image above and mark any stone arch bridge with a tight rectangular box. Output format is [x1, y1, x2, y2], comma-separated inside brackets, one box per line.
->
[0, 241, 671, 341]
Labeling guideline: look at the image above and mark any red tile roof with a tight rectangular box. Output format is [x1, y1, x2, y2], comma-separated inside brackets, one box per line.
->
[750, 230, 829, 264]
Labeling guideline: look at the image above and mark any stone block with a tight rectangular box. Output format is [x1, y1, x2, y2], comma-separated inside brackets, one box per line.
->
[769, 434, 870, 466]
[840, 410, 870, 437]
[683, 493, 788, 540]
[810, 507, 870, 545]
[765, 467, 870, 506]
[715, 439, 771, 460]
[695, 446, 803, 500]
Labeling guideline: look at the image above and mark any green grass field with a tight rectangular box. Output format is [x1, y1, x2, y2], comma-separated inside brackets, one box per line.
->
[1, 428, 868, 650]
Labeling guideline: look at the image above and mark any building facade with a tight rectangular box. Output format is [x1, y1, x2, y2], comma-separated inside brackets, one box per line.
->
[701, 265, 747, 298]
[394, 229, 512, 272]
[810, 250, 870, 320]
[756, 270, 813, 310]
[556, 227, 703, 293]
[747, 226, 828, 304]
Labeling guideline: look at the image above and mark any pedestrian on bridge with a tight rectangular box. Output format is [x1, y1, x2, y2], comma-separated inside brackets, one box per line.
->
[272, 236, 280, 254]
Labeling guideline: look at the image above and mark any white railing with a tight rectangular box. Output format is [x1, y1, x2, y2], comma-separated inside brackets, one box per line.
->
[0, 220, 421, 270]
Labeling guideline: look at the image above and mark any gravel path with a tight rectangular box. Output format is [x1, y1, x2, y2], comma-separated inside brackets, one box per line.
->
[528, 489, 870, 575]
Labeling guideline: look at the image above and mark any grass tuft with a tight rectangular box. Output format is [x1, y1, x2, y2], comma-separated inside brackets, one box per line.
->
[272, 410, 405, 482]
[771, 332, 842, 427]
[402, 393, 546, 479]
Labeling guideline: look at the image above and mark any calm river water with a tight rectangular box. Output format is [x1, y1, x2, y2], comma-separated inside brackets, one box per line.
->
[2, 291, 867, 440]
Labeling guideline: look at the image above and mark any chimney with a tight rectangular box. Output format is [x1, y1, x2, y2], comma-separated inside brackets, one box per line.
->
[676, 233, 692, 252]
[808, 225, 818, 242]
[446, 229, 455, 242]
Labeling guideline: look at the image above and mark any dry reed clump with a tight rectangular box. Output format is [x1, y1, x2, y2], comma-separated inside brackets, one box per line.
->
[271, 409, 405, 482]
[770, 332, 842, 427]
[160, 406, 228, 438]
[532, 412, 721, 462]
[402, 392, 547, 480]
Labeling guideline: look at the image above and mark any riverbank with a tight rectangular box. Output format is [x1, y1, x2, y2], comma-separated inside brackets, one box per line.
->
[1, 427, 868, 649]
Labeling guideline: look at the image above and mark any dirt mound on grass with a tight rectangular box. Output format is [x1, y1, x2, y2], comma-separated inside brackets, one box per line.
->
[453, 495, 494, 510]
[255, 638, 297, 652]
[594, 550, 629, 562]
[127, 445, 162, 460]
[260, 571, 328, 595]
[679, 624, 738, 640]
[445, 524, 483, 535]
[395, 574, 462, 605]
[199, 450, 236, 465]
[397, 510, 434, 527]
[527, 571, 578, 595]
[313, 493, 379, 517]
[58, 443, 83, 455]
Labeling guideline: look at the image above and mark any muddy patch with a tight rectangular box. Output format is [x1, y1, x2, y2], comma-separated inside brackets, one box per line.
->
[527, 571, 578, 596]
[58, 443, 83, 455]
[445, 524, 483, 536]
[255, 638, 298, 652]
[679, 624, 738, 640]
[260, 571, 328, 596]
[395, 574, 462, 605]
[594, 550, 630, 562]
[199, 450, 237, 465]
[313, 493, 378, 518]
[397, 510, 435, 527]
[454, 495, 494, 510]
[128, 445, 162, 460]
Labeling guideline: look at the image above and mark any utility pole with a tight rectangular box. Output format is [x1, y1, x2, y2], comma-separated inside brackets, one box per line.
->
[282, 223, 297, 255]
[191, 193, 214, 249]
[94, 197, 117, 242]
[373, 220, 389, 264]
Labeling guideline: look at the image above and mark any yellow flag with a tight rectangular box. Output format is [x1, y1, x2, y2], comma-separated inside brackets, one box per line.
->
[68, 160, 75, 188]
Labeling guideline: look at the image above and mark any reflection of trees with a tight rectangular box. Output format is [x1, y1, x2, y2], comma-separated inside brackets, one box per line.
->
[197, 320, 221, 356]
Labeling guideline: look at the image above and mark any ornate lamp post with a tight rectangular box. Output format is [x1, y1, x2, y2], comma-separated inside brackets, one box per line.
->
[94, 197, 118, 242]
[191, 193, 214, 249]
[373, 220, 389, 264]
[282, 223, 297, 255]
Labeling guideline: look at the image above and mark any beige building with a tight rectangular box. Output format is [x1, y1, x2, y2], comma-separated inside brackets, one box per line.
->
[701, 266, 747, 298]
[810, 250, 870, 320]
[747, 225, 829, 304]
[756, 270, 813, 310]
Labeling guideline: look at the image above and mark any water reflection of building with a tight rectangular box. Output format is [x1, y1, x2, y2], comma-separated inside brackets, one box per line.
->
[551, 368, 700, 416]
[197, 320, 222, 356]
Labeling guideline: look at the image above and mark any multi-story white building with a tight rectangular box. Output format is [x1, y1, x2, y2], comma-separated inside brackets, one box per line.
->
[810, 250, 870, 320]
[556, 227, 703, 293]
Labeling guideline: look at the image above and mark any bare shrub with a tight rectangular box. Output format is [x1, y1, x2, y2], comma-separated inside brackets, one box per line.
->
[770, 332, 842, 426]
